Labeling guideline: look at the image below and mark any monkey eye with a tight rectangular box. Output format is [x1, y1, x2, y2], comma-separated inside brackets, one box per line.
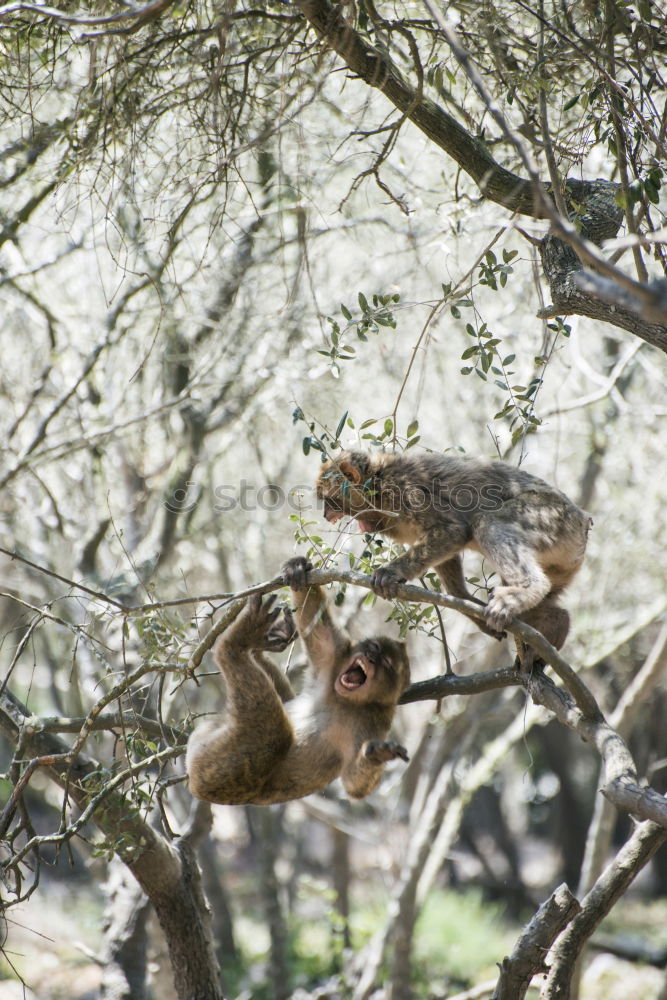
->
[364, 639, 381, 659]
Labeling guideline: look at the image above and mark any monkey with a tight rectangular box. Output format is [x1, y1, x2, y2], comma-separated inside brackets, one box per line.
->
[186, 563, 410, 806]
[315, 450, 592, 650]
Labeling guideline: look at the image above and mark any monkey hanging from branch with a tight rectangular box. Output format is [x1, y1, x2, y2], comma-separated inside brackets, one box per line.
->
[186, 558, 410, 805]
[315, 450, 592, 650]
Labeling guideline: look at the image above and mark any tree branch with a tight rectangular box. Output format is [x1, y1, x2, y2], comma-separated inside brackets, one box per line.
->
[493, 883, 580, 1000]
[294, 0, 667, 349]
[0, 686, 222, 1000]
[294, 0, 598, 217]
[540, 818, 667, 998]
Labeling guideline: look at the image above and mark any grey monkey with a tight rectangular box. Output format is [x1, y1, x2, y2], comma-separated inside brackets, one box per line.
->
[316, 450, 592, 648]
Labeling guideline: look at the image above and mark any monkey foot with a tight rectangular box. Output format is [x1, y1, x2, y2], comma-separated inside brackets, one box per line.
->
[369, 567, 407, 600]
[364, 740, 409, 764]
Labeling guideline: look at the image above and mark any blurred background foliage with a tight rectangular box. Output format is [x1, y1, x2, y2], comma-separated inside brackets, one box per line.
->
[1, 0, 667, 997]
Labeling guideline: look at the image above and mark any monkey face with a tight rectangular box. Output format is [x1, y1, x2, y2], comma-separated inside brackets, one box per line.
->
[321, 493, 347, 524]
[317, 460, 362, 521]
[335, 637, 410, 703]
[317, 455, 389, 533]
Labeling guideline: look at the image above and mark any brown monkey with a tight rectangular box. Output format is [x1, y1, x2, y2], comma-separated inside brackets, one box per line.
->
[186, 566, 410, 805]
[315, 450, 592, 648]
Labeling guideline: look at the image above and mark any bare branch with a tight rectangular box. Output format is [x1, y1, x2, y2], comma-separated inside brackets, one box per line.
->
[541, 818, 667, 997]
[493, 884, 580, 1000]
[0, 0, 175, 31]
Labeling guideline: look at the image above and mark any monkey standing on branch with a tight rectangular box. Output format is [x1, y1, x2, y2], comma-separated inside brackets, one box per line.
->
[186, 560, 410, 805]
[315, 450, 592, 649]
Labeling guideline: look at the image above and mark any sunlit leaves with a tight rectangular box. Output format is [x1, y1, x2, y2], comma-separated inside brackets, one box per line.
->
[318, 291, 400, 376]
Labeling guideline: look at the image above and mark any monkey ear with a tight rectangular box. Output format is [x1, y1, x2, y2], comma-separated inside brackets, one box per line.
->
[338, 458, 363, 485]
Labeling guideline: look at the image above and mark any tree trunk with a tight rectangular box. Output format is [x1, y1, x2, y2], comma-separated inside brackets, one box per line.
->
[0, 688, 223, 1000]
[101, 856, 151, 1000]
[331, 826, 352, 951]
[249, 806, 290, 1000]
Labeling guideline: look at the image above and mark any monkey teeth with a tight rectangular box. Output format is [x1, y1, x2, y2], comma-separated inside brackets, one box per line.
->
[340, 659, 368, 689]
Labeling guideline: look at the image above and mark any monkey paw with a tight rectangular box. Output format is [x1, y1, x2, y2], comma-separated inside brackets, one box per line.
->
[370, 567, 406, 600]
[282, 556, 313, 591]
[225, 594, 290, 650]
[363, 740, 409, 764]
[256, 607, 296, 652]
[484, 593, 517, 633]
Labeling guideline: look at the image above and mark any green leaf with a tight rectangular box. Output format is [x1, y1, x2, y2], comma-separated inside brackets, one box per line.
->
[302, 437, 311, 455]
[503, 354, 515, 365]
[563, 93, 580, 111]
[335, 411, 349, 440]
[644, 178, 660, 203]
[341, 303, 352, 320]
[358, 291, 369, 313]
[407, 419, 419, 437]
[360, 417, 377, 429]
[461, 345, 479, 360]
[384, 417, 393, 436]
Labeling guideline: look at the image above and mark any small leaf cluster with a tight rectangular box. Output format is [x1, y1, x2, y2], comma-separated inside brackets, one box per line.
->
[625, 167, 663, 207]
[318, 292, 400, 376]
[459, 318, 540, 446]
[477, 248, 517, 290]
[426, 61, 456, 92]
[294, 407, 348, 458]
[356, 415, 420, 450]
[294, 406, 420, 457]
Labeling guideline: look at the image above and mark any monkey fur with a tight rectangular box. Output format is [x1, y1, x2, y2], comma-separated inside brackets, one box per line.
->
[316, 450, 592, 649]
[186, 565, 410, 805]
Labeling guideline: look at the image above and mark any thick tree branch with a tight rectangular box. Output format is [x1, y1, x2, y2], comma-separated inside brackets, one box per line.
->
[540, 818, 667, 998]
[0, 687, 222, 1000]
[294, 0, 667, 350]
[294, 0, 599, 218]
[493, 884, 580, 1000]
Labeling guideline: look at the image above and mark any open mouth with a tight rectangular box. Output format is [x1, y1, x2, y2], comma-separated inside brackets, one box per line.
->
[339, 655, 373, 690]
